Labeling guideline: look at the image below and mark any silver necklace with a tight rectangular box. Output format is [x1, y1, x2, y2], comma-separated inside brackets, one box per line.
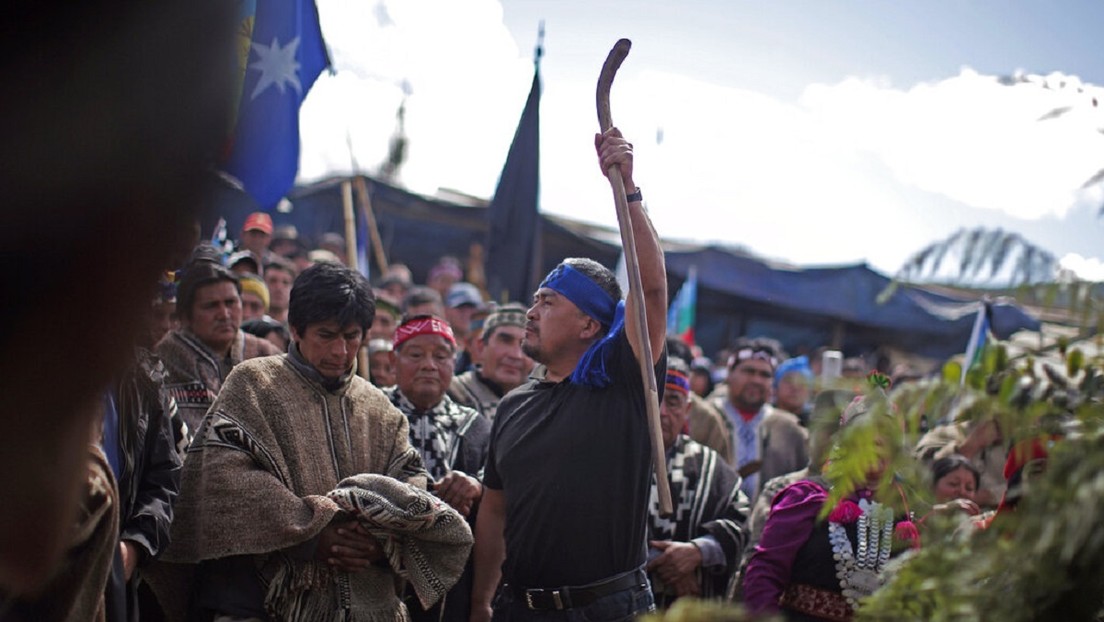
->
[829, 498, 893, 608]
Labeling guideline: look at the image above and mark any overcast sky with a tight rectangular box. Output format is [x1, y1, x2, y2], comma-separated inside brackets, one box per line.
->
[299, 0, 1104, 281]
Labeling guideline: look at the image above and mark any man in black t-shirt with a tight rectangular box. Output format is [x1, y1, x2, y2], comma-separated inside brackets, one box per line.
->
[470, 127, 668, 622]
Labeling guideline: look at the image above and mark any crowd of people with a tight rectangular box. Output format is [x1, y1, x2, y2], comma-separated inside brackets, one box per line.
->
[1, 128, 1064, 622]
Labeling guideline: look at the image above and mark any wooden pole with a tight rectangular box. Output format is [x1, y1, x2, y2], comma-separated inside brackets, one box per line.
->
[596, 39, 673, 516]
[341, 179, 357, 267]
[353, 176, 389, 273]
[341, 179, 369, 379]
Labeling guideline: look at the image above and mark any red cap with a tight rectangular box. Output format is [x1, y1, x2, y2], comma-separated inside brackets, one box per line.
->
[243, 212, 274, 235]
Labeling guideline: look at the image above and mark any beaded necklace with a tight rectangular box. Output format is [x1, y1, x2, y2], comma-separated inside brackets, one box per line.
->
[829, 497, 893, 608]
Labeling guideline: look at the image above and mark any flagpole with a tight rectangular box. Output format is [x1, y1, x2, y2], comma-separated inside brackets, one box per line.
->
[484, 23, 543, 303]
[354, 176, 389, 272]
[341, 178, 370, 379]
[341, 179, 357, 267]
[526, 22, 545, 301]
[960, 298, 989, 385]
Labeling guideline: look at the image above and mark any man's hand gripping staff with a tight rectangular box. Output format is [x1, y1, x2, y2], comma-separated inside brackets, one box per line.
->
[596, 38, 673, 516]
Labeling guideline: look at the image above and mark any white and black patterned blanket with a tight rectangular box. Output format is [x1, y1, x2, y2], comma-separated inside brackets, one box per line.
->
[328, 473, 474, 609]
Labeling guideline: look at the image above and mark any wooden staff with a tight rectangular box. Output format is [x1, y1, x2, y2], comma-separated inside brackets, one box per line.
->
[597, 39, 673, 516]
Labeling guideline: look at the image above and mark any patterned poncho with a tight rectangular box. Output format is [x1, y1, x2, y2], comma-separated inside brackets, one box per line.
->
[153, 354, 440, 622]
[648, 435, 750, 606]
[155, 328, 280, 439]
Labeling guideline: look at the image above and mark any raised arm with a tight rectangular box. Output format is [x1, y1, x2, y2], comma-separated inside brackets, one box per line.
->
[595, 127, 667, 364]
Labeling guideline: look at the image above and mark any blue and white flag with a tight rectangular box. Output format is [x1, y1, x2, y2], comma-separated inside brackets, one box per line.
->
[224, 0, 330, 210]
[210, 217, 234, 263]
[961, 300, 991, 385]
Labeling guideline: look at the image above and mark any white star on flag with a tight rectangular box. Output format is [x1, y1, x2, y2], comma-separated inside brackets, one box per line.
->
[249, 37, 302, 100]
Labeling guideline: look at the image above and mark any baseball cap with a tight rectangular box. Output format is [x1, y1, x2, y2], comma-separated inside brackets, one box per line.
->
[243, 212, 273, 235]
[446, 282, 484, 309]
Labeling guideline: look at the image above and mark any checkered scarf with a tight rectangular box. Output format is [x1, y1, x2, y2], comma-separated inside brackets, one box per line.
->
[385, 388, 481, 480]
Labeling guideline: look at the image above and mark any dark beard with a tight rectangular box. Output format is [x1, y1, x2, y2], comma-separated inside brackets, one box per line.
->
[521, 341, 544, 363]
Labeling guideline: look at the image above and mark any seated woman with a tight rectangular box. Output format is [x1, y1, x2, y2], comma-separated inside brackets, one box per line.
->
[742, 391, 918, 621]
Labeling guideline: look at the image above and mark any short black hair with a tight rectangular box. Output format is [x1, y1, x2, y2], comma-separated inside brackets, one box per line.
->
[401, 285, 442, 315]
[177, 260, 240, 321]
[288, 262, 375, 337]
[666, 336, 693, 365]
[264, 255, 297, 280]
[562, 257, 621, 303]
[241, 317, 290, 344]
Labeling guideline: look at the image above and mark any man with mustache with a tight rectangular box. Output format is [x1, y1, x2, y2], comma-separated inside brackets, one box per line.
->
[448, 303, 533, 420]
[714, 337, 808, 504]
[155, 258, 280, 439]
[471, 128, 667, 621]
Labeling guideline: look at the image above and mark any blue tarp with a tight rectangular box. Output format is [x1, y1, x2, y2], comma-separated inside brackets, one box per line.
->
[665, 246, 1041, 360]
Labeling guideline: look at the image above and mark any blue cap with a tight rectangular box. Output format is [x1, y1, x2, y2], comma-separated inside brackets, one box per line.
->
[774, 355, 813, 388]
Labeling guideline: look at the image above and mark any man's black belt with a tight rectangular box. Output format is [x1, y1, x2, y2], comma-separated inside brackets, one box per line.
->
[510, 569, 648, 611]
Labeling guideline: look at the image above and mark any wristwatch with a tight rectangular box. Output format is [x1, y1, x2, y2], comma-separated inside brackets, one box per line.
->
[626, 187, 643, 203]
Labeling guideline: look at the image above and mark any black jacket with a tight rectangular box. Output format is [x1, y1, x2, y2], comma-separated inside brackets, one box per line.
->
[105, 348, 183, 622]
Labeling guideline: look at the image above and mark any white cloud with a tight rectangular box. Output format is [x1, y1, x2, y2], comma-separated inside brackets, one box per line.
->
[801, 69, 1104, 220]
[1060, 252, 1104, 283]
[301, 0, 531, 193]
[297, 0, 1104, 277]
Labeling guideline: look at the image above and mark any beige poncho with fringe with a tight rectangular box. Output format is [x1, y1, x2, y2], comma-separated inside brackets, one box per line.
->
[153, 355, 468, 622]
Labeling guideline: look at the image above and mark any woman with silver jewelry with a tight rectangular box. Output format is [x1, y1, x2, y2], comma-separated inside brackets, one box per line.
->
[742, 388, 918, 621]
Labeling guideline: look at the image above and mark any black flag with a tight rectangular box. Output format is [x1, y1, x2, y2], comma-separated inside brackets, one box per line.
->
[485, 64, 541, 303]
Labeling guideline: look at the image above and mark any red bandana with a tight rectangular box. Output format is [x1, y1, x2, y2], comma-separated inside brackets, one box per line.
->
[393, 316, 456, 349]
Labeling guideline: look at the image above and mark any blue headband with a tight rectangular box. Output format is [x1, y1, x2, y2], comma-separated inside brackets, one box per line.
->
[539, 264, 618, 326]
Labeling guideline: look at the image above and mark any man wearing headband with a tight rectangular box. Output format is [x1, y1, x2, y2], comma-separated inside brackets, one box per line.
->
[384, 314, 490, 622]
[472, 127, 668, 622]
[715, 337, 808, 504]
[156, 262, 435, 620]
[646, 357, 749, 608]
[449, 303, 534, 420]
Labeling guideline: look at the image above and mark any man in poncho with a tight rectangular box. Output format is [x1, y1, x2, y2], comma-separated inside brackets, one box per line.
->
[153, 262, 470, 622]
[155, 259, 280, 439]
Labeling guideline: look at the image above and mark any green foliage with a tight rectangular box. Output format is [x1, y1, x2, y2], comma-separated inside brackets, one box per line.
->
[639, 598, 766, 622]
[641, 340, 1104, 621]
[827, 342, 1104, 621]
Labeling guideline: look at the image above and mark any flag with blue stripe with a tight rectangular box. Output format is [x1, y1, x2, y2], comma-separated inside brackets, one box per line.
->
[224, 0, 329, 210]
[667, 266, 698, 346]
[960, 300, 991, 385]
